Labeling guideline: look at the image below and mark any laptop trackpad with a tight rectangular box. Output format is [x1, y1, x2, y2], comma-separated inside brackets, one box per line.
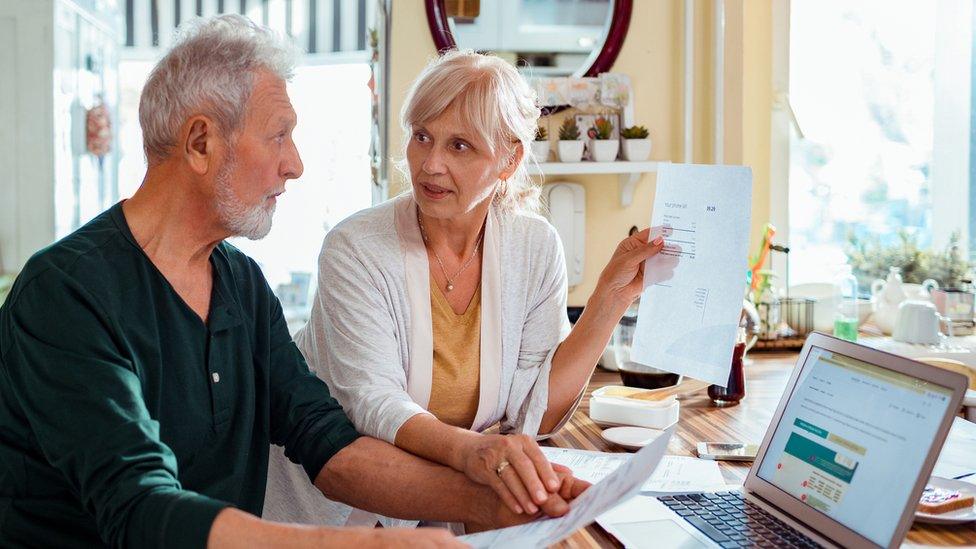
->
[611, 519, 710, 548]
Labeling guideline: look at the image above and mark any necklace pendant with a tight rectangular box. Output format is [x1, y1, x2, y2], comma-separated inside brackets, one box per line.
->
[446, 283, 454, 292]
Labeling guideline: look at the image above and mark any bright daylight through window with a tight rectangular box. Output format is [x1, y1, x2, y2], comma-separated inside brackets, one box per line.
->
[787, 1, 973, 287]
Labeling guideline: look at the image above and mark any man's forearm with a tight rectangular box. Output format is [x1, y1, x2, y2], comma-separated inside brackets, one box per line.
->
[207, 508, 461, 548]
[207, 508, 367, 548]
[316, 436, 494, 525]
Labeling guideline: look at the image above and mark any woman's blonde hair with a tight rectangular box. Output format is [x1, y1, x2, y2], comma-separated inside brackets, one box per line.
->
[400, 50, 541, 213]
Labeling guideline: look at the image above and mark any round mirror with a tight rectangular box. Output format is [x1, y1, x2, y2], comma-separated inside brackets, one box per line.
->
[426, 0, 632, 79]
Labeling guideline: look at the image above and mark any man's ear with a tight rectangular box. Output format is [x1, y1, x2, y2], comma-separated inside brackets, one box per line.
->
[182, 115, 216, 176]
[500, 142, 524, 180]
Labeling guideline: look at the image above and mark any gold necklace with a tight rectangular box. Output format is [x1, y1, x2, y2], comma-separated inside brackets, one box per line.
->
[417, 214, 484, 292]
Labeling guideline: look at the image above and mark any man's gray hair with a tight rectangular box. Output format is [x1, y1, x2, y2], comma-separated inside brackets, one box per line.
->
[139, 14, 298, 163]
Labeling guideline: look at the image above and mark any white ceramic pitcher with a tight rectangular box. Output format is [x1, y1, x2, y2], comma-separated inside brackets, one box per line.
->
[870, 267, 939, 334]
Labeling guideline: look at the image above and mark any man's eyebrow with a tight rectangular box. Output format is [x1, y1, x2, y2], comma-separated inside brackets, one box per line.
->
[276, 114, 297, 127]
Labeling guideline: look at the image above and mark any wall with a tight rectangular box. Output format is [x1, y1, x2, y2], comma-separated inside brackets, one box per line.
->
[0, 0, 56, 273]
[387, 0, 773, 306]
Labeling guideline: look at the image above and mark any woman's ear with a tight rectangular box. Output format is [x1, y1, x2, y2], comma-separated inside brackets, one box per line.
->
[499, 142, 524, 181]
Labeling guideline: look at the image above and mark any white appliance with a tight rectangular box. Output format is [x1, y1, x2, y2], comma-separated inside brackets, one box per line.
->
[543, 181, 585, 287]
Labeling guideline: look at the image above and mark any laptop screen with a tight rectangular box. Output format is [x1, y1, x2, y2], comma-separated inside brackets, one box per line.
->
[755, 345, 955, 546]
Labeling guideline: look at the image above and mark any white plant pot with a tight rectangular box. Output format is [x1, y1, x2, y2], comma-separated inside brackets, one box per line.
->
[557, 140, 584, 162]
[621, 138, 652, 161]
[591, 140, 620, 162]
[530, 140, 550, 162]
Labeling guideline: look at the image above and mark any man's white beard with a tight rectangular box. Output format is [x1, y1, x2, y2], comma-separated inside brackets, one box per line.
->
[214, 157, 275, 240]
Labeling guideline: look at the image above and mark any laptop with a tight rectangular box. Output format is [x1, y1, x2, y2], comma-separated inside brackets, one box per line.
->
[601, 332, 969, 549]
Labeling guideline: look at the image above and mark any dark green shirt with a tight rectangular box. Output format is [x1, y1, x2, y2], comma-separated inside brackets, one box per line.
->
[0, 203, 360, 548]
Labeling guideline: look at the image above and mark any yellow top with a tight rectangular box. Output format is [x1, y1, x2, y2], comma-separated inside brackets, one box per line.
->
[426, 278, 482, 429]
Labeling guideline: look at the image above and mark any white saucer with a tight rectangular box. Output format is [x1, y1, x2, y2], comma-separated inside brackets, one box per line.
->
[600, 426, 667, 451]
[914, 476, 976, 524]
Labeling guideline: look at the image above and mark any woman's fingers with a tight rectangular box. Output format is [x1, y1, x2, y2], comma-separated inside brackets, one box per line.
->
[523, 438, 560, 492]
[499, 463, 539, 514]
[487, 473, 525, 515]
[508, 449, 550, 506]
[621, 235, 665, 267]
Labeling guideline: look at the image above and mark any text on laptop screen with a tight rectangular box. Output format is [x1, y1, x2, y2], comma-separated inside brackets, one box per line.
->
[756, 346, 954, 546]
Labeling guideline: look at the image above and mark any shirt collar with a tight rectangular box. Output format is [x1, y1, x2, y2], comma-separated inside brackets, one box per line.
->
[109, 201, 244, 333]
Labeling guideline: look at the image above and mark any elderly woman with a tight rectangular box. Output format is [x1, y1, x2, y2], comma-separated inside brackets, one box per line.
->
[265, 50, 668, 526]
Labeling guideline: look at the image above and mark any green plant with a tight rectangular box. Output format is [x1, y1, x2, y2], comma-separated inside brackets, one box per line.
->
[535, 126, 548, 141]
[845, 230, 971, 290]
[558, 118, 580, 140]
[589, 116, 614, 140]
[621, 125, 649, 139]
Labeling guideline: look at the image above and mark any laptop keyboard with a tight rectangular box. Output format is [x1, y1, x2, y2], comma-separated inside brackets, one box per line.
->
[658, 491, 822, 548]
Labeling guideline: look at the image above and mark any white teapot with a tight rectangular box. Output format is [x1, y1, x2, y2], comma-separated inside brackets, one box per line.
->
[870, 267, 939, 334]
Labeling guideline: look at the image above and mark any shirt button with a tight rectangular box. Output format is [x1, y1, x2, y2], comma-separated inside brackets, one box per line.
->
[212, 372, 220, 383]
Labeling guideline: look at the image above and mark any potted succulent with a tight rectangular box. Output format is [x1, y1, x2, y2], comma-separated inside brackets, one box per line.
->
[620, 125, 652, 161]
[557, 118, 584, 162]
[588, 116, 619, 162]
[531, 126, 550, 162]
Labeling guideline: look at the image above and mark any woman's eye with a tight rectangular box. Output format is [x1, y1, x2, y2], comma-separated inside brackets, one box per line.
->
[414, 132, 429, 143]
[452, 140, 470, 152]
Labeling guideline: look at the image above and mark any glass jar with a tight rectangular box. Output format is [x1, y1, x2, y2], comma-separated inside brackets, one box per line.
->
[833, 266, 859, 342]
[708, 327, 748, 406]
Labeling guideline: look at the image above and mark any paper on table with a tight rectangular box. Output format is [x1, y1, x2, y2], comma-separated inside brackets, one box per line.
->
[458, 429, 674, 549]
[642, 455, 727, 493]
[540, 447, 726, 493]
[540, 447, 629, 485]
[631, 163, 753, 386]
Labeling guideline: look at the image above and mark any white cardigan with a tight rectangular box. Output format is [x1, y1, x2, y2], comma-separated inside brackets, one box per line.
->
[263, 194, 574, 526]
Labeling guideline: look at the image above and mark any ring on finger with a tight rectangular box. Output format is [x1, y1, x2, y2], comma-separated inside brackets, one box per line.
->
[495, 460, 511, 476]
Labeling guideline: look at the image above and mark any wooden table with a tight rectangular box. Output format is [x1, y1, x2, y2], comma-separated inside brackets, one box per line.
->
[548, 351, 976, 547]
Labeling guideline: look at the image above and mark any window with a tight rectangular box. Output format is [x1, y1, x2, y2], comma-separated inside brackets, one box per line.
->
[118, 2, 375, 330]
[782, 1, 973, 286]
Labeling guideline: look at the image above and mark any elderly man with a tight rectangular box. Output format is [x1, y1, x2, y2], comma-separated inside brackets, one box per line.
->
[0, 15, 585, 548]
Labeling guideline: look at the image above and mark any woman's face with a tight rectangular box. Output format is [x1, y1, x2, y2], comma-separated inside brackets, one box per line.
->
[406, 103, 517, 221]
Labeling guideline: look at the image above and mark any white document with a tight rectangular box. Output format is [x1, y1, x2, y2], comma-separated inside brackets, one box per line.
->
[458, 429, 674, 548]
[539, 447, 630, 485]
[643, 455, 726, 493]
[540, 447, 726, 493]
[631, 163, 753, 386]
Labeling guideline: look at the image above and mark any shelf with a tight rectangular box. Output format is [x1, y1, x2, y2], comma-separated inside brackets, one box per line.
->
[527, 161, 658, 206]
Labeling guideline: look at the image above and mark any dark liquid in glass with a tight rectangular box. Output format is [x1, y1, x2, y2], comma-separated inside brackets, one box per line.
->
[708, 341, 746, 406]
[619, 370, 681, 390]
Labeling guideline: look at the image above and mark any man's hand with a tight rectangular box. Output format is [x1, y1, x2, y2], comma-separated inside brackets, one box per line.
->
[456, 433, 561, 515]
[464, 463, 591, 534]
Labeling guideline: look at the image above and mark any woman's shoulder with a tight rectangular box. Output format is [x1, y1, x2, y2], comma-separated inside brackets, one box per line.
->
[498, 208, 560, 249]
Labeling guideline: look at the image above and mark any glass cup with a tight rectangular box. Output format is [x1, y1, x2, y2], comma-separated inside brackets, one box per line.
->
[708, 327, 748, 407]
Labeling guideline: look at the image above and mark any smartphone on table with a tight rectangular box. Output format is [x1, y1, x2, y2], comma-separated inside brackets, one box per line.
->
[696, 441, 758, 461]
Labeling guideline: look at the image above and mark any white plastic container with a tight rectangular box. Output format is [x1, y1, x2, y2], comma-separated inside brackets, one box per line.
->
[589, 386, 680, 429]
